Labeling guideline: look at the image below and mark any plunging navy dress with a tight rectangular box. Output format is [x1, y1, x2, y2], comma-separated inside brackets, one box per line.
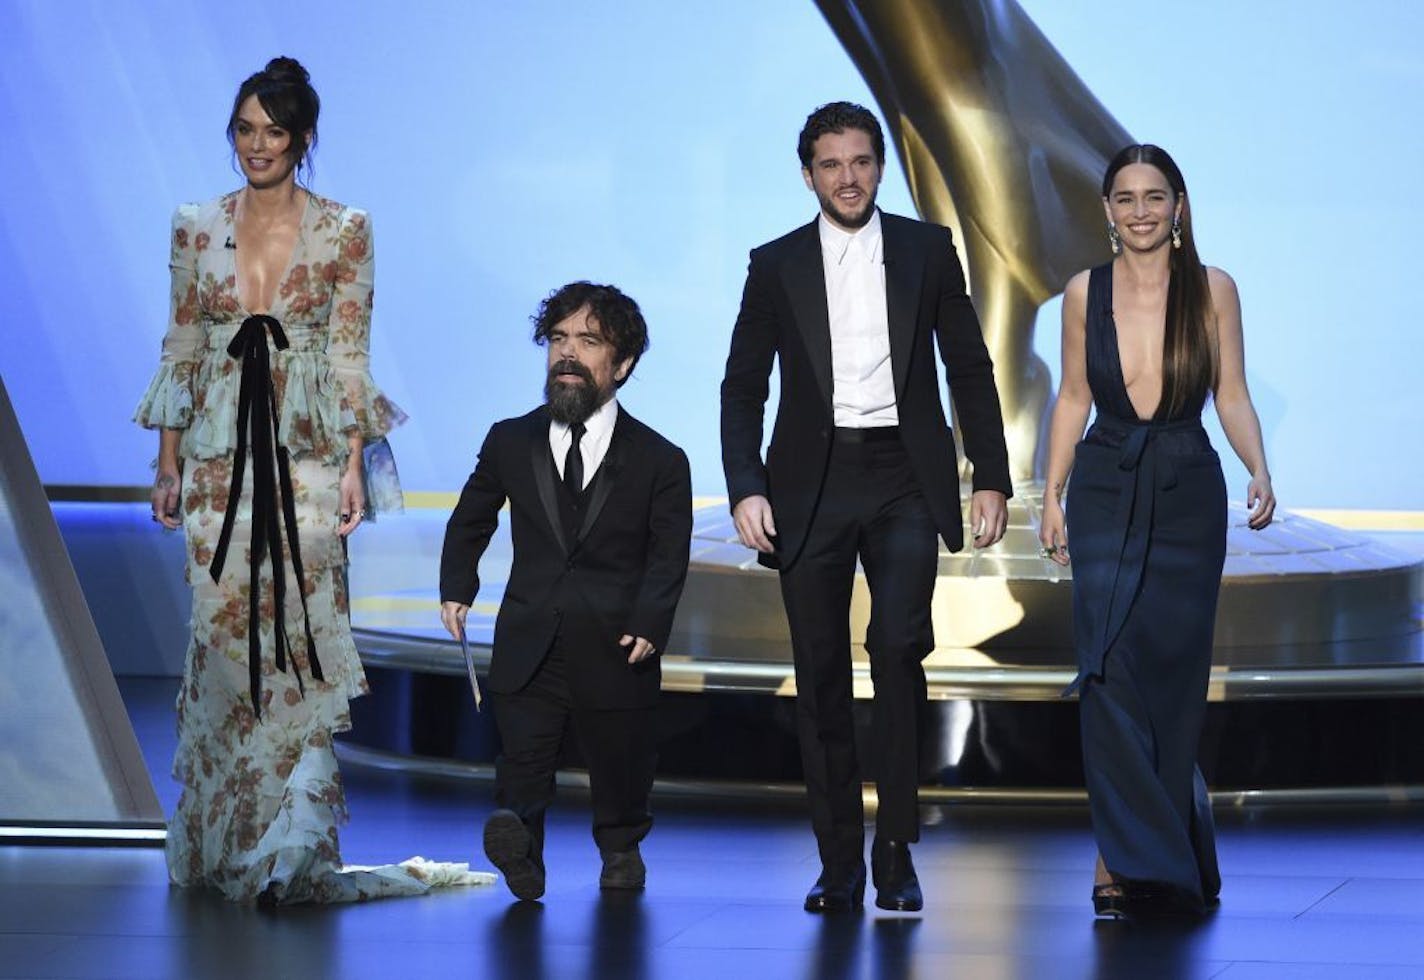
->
[1065, 261, 1226, 907]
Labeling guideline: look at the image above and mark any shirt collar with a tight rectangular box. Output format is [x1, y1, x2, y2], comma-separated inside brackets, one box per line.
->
[550, 394, 619, 442]
[817, 207, 883, 265]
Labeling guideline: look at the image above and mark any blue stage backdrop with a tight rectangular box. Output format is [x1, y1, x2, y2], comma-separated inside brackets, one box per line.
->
[1, 1, 1420, 510]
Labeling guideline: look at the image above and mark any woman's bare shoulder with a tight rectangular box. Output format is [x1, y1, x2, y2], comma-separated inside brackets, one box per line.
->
[1061, 268, 1092, 316]
[1205, 265, 1239, 299]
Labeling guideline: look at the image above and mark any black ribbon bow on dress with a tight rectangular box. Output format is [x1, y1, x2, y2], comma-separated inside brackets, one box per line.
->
[209, 314, 324, 720]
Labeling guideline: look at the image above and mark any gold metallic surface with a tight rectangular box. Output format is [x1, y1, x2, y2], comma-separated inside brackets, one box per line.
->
[350, 499, 1424, 702]
[354, 496, 1424, 704]
[673, 493, 1424, 679]
[814, 0, 1132, 480]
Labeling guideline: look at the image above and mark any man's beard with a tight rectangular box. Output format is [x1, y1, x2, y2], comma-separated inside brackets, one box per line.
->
[818, 184, 878, 230]
[544, 360, 607, 425]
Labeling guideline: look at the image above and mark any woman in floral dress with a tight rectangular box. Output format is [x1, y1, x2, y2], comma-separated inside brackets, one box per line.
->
[135, 56, 492, 904]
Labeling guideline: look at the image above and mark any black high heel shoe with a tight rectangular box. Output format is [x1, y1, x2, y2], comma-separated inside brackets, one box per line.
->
[1094, 878, 1209, 919]
[1092, 882, 1128, 919]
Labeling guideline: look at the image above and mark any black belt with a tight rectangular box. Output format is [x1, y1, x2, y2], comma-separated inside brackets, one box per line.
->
[208, 314, 323, 720]
[833, 425, 900, 444]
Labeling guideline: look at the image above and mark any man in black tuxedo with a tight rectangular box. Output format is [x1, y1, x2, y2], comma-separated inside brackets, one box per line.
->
[440, 282, 692, 902]
[721, 103, 1011, 912]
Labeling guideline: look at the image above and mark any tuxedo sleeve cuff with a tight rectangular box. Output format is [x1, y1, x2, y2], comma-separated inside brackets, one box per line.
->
[970, 470, 1014, 499]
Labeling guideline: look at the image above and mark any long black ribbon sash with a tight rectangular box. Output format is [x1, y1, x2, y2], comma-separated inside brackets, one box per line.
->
[209, 314, 324, 720]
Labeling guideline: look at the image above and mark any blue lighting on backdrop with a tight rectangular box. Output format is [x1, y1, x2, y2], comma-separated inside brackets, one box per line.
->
[1, 1, 1420, 509]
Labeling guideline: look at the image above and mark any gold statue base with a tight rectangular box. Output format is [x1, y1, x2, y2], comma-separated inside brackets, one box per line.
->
[666, 487, 1424, 702]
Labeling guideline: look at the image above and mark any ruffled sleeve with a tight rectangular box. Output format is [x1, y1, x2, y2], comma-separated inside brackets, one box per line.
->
[323, 208, 409, 440]
[134, 204, 204, 430]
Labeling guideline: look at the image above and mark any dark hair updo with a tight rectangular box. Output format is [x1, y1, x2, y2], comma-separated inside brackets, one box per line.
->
[227, 56, 320, 179]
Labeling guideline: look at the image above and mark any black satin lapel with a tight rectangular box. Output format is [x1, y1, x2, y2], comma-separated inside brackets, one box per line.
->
[783, 224, 833, 409]
[882, 219, 922, 400]
[576, 418, 622, 543]
[529, 432, 568, 554]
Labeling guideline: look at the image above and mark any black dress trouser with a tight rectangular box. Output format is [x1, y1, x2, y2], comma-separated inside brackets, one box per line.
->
[491, 640, 657, 866]
[777, 430, 939, 874]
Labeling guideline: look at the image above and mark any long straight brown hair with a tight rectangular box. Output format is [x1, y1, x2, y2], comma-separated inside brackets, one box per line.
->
[1102, 144, 1216, 419]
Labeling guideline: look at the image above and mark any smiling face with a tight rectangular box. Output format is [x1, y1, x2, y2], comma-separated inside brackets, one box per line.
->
[232, 95, 308, 191]
[803, 128, 883, 232]
[1103, 162, 1183, 254]
[542, 305, 631, 426]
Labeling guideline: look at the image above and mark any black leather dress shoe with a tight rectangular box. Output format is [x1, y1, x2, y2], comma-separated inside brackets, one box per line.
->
[483, 809, 545, 901]
[804, 867, 866, 913]
[871, 839, 923, 912]
[599, 846, 646, 890]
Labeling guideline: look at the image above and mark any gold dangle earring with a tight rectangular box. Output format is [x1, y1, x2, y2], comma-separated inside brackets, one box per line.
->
[1171, 215, 1183, 250]
[1108, 222, 1122, 255]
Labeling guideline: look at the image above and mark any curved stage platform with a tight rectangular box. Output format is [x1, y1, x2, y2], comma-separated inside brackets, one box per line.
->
[343, 492, 1424, 803]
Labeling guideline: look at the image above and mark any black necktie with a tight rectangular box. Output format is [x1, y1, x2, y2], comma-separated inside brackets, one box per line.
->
[563, 422, 586, 496]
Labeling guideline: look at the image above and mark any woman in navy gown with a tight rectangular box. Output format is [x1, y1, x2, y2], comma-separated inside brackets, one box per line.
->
[1038, 144, 1275, 917]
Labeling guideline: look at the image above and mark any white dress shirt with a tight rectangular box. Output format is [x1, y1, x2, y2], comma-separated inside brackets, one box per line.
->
[819, 209, 898, 428]
[549, 395, 618, 490]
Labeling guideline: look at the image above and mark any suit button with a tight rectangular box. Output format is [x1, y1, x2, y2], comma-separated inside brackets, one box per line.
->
[553, 608, 561, 616]
[566, 559, 575, 570]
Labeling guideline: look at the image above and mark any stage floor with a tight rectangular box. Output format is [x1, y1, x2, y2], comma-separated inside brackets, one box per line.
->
[2, 678, 1422, 979]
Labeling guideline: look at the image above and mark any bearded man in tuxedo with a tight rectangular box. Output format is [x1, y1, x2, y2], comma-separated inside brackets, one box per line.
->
[442, 282, 692, 901]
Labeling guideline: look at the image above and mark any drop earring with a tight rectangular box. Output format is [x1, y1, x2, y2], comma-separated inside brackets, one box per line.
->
[1108, 222, 1122, 255]
[1171, 215, 1182, 250]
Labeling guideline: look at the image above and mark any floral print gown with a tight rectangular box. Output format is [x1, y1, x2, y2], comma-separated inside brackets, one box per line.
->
[135, 191, 492, 903]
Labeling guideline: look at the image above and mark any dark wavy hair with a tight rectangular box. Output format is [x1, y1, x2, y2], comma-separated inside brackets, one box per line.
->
[531, 282, 649, 387]
[1102, 144, 1216, 418]
[227, 56, 320, 180]
[797, 102, 886, 168]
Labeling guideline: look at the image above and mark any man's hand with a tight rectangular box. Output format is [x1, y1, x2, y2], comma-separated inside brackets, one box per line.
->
[620, 634, 657, 664]
[440, 601, 470, 641]
[732, 494, 777, 553]
[969, 489, 1008, 548]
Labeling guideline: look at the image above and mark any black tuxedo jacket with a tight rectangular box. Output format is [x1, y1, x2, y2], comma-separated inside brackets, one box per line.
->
[720, 211, 1011, 569]
[440, 405, 692, 709]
